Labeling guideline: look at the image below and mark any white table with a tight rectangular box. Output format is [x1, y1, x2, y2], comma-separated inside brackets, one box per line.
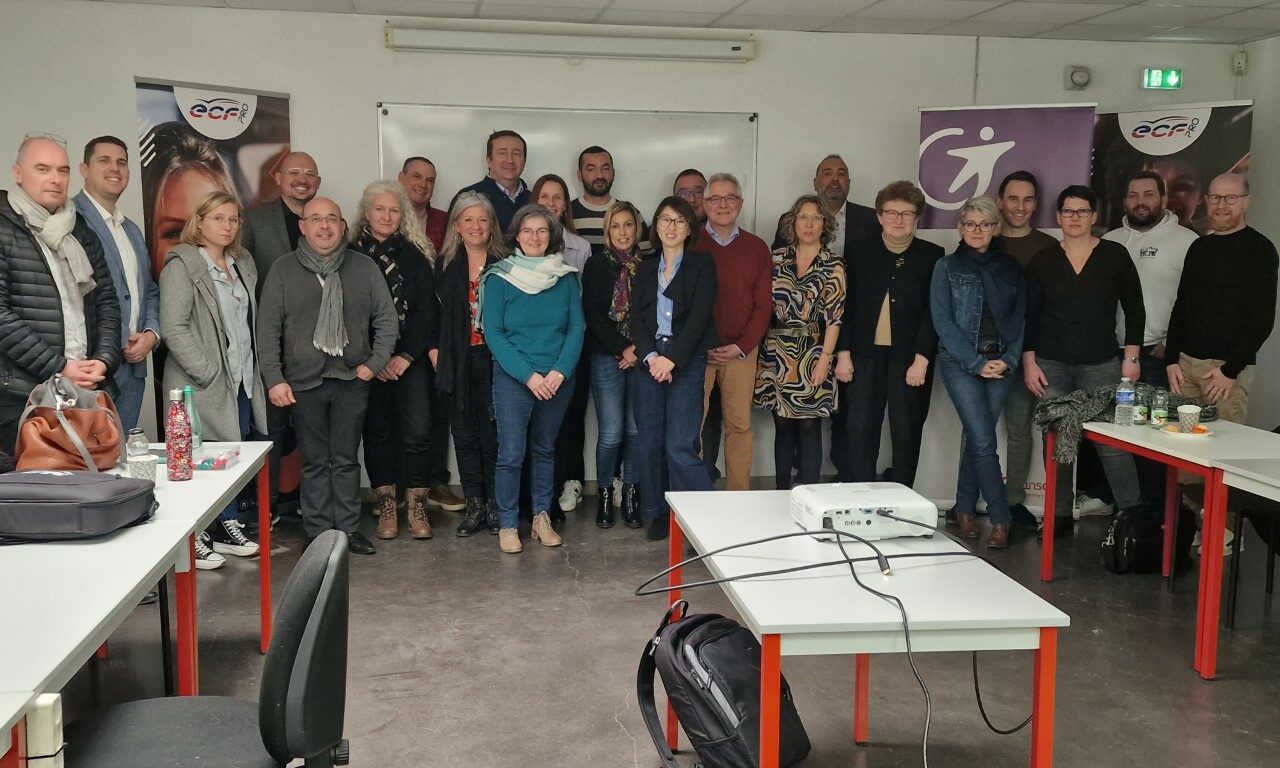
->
[664, 491, 1070, 768]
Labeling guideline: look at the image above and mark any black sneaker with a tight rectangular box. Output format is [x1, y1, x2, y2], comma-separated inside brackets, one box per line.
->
[646, 513, 670, 542]
[209, 518, 260, 558]
[1010, 503, 1039, 531]
[348, 532, 377, 555]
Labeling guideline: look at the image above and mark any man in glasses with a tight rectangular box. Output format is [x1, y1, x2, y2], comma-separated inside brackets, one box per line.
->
[1165, 173, 1277, 423]
[0, 133, 121, 449]
[74, 136, 160, 431]
[257, 197, 398, 555]
[673, 168, 708, 226]
[242, 150, 321, 285]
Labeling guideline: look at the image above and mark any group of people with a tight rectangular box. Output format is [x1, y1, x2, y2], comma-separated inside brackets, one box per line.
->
[1, 128, 1273, 561]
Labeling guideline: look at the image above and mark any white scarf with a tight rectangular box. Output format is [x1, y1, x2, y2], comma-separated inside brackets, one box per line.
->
[8, 187, 95, 294]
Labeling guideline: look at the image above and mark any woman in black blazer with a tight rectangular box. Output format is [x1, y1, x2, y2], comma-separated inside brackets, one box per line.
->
[629, 196, 718, 541]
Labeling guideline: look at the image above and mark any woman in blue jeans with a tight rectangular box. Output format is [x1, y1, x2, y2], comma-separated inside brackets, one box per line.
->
[629, 196, 718, 542]
[482, 203, 584, 555]
[931, 196, 1025, 548]
[582, 201, 645, 529]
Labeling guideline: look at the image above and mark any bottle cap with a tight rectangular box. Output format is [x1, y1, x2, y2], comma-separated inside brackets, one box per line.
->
[183, 385, 194, 394]
[169, 389, 183, 401]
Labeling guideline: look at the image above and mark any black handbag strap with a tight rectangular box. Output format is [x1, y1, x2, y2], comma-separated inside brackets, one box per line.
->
[636, 600, 688, 768]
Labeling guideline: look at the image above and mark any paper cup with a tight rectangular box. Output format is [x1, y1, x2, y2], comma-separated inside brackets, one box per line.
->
[127, 454, 157, 481]
[1177, 404, 1202, 433]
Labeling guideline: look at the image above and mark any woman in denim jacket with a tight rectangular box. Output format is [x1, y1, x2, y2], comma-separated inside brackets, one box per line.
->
[931, 196, 1025, 548]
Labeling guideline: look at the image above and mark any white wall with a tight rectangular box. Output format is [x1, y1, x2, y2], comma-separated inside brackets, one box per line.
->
[0, 0, 1266, 499]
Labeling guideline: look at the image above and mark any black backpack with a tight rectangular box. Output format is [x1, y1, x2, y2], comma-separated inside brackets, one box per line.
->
[637, 601, 811, 768]
[0, 471, 156, 545]
[1100, 504, 1195, 574]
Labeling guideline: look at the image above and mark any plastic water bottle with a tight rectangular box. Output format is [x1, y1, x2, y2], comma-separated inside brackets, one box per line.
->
[1115, 378, 1136, 427]
[182, 385, 203, 450]
[166, 389, 194, 481]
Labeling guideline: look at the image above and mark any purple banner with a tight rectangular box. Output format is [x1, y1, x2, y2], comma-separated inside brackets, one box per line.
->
[918, 105, 1095, 229]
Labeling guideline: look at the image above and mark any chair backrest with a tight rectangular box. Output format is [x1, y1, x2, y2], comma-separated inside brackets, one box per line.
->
[258, 530, 350, 764]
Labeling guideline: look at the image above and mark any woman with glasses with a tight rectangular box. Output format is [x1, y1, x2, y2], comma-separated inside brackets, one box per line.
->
[931, 197, 1025, 548]
[755, 193, 846, 489]
[630, 196, 718, 541]
[835, 181, 943, 490]
[160, 190, 265, 567]
[1023, 184, 1145, 539]
[483, 203, 583, 554]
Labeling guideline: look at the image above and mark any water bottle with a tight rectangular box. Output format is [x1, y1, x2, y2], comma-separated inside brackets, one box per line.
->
[1115, 377, 1136, 427]
[1151, 389, 1170, 427]
[182, 385, 203, 450]
[166, 388, 194, 481]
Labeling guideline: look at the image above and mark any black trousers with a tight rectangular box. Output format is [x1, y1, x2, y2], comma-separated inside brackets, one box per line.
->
[553, 350, 592, 489]
[0, 393, 25, 457]
[362, 359, 432, 489]
[292, 377, 369, 537]
[425, 365, 453, 487]
[846, 348, 933, 488]
[773, 414, 821, 490]
[450, 345, 497, 501]
[829, 395, 852, 481]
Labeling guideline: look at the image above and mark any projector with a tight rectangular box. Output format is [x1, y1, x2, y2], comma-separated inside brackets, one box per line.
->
[790, 483, 937, 541]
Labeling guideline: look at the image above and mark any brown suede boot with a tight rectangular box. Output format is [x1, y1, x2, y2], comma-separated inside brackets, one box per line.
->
[957, 512, 980, 540]
[406, 487, 433, 540]
[374, 485, 398, 540]
[531, 511, 563, 547]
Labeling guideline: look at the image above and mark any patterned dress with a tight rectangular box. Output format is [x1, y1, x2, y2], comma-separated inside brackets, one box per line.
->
[754, 246, 847, 418]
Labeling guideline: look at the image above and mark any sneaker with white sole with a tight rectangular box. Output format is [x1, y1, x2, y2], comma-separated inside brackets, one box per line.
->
[210, 518, 260, 557]
[1074, 493, 1114, 519]
[612, 477, 623, 509]
[195, 533, 226, 570]
[1193, 528, 1238, 557]
[558, 480, 583, 512]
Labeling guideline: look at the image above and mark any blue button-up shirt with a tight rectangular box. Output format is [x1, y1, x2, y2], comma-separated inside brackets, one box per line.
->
[704, 221, 741, 247]
[656, 251, 684, 338]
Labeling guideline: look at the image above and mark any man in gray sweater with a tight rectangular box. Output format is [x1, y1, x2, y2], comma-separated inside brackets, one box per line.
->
[257, 197, 398, 555]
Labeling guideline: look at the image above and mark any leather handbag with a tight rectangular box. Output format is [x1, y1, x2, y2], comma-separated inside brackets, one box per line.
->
[14, 373, 123, 472]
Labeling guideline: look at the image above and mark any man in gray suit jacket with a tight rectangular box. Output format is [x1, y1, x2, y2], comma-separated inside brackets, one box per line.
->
[74, 136, 160, 431]
[241, 150, 320, 288]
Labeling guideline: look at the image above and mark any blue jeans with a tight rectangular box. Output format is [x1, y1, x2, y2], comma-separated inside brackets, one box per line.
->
[113, 373, 145, 432]
[940, 356, 1013, 525]
[591, 354, 638, 488]
[217, 386, 253, 522]
[493, 366, 575, 529]
[632, 350, 713, 520]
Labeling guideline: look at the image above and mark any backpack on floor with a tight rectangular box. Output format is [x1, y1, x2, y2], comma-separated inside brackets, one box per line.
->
[637, 600, 811, 768]
[1100, 504, 1195, 574]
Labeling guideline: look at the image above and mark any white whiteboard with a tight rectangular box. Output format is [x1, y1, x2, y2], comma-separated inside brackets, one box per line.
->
[377, 103, 759, 230]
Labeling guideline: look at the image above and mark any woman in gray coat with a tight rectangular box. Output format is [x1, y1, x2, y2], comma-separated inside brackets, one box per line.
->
[160, 190, 268, 567]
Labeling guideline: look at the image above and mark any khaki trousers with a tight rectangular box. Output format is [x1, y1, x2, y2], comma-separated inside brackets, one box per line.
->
[1176, 353, 1253, 424]
[703, 349, 758, 490]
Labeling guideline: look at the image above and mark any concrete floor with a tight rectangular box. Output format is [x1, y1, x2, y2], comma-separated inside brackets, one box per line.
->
[66, 497, 1280, 768]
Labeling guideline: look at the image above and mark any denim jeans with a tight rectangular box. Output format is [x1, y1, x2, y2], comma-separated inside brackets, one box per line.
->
[590, 353, 638, 488]
[113, 373, 146, 432]
[632, 349, 713, 520]
[493, 366, 575, 529]
[1038, 357, 1142, 517]
[940, 357, 1014, 525]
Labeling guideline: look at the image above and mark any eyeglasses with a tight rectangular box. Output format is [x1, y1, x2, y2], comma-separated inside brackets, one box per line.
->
[675, 188, 705, 200]
[960, 220, 998, 232]
[203, 214, 242, 227]
[1206, 193, 1247, 205]
[880, 209, 917, 221]
[656, 216, 689, 229]
[304, 215, 342, 225]
[1058, 208, 1094, 219]
[795, 214, 825, 224]
[518, 227, 550, 238]
[705, 195, 742, 207]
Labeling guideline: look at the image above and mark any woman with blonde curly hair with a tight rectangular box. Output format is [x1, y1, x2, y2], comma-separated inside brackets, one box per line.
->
[350, 180, 440, 541]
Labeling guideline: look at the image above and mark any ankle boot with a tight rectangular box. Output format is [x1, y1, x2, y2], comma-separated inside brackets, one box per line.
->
[406, 487, 432, 539]
[957, 512, 979, 540]
[374, 485, 398, 539]
[622, 483, 643, 529]
[597, 486, 616, 528]
[531, 511, 563, 547]
[457, 497, 487, 537]
[486, 500, 500, 534]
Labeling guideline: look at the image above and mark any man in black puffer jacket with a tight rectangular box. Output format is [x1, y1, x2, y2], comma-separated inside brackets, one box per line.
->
[0, 134, 121, 450]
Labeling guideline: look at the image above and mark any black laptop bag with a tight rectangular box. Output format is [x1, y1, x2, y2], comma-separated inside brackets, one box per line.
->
[0, 470, 157, 545]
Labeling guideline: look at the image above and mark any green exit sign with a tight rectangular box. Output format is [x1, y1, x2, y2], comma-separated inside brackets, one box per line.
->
[1143, 68, 1183, 89]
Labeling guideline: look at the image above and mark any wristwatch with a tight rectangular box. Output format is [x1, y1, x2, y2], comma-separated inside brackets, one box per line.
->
[1125, 355, 1139, 364]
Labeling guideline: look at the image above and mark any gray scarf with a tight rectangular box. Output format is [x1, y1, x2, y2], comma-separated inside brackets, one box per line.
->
[296, 239, 348, 356]
[8, 187, 95, 294]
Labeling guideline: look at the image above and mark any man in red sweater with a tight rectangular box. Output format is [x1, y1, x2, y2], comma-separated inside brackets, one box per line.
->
[700, 172, 773, 490]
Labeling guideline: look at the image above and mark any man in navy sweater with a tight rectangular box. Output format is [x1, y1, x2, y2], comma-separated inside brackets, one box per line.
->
[451, 130, 529, 233]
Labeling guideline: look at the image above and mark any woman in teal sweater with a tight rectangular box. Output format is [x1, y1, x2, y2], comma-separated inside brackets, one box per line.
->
[483, 203, 585, 554]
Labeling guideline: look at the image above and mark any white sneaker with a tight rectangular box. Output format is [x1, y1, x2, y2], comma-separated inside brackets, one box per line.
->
[195, 533, 226, 570]
[558, 480, 583, 512]
[1073, 493, 1114, 519]
[210, 519, 260, 558]
[612, 477, 623, 509]
[1193, 528, 1238, 557]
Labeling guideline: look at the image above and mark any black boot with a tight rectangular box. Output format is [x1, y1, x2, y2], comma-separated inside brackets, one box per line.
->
[457, 497, 487, 537]
[486, 500, 500, 534]
[597, 486, 616, 528]
[622, 483, 643, 529]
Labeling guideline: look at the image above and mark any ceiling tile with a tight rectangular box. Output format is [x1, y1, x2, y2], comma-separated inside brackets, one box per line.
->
[226, 0, 355, 11]
[354, 0, 477, 16]
[1081, 4, 1238, 25]
[857, 0, 1004, 22]
[710, 13, 836, 30]
[1139, 0, 1272, 5]
[605, 0, 740, 11]
[818, 17, 946, 32]
[1199, 7, 1280, 26]
[103, 0, 226, 6]
[477, 3, 604, 20]
[478, 0, 609, 7]
[1038, 22, 1178, 39]
[732, 0, 879, 15]
[1016, 0, 1160, 4]
[930, 19, 1065, 35]
[968, 2, 1123, 24]
[1142, 26, 1270, 40]
[596, 9, 722, 25]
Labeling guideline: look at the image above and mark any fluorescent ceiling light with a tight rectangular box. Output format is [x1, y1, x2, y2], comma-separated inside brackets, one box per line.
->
[385, 23, 756, 63]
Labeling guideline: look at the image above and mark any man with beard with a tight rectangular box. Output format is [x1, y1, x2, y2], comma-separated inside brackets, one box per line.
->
[673, 168, 708, 225]
[1166, 173, 1277, 423]
[398, 156, 447, 253]
[243, 150, 321, 285]
[1104, 171, 1197, 386]
[570, 145, 650, 256]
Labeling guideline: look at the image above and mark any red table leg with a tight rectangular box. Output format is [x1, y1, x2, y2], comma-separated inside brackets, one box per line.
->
[1, 720, 26, 768]
[1041, 432, 1058, 582]
[853, 654, 870, 746]
[665, 511, 683, 752]
[1031, 627, 1058, 768]
[1162, 467, 1178, 578]
[257, 461, 272, 654]
[759, 634, 781, 768]
[95, 642, 108, 660]
[175, 534, 199, 696]
[1196, 470, 1227, 679]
